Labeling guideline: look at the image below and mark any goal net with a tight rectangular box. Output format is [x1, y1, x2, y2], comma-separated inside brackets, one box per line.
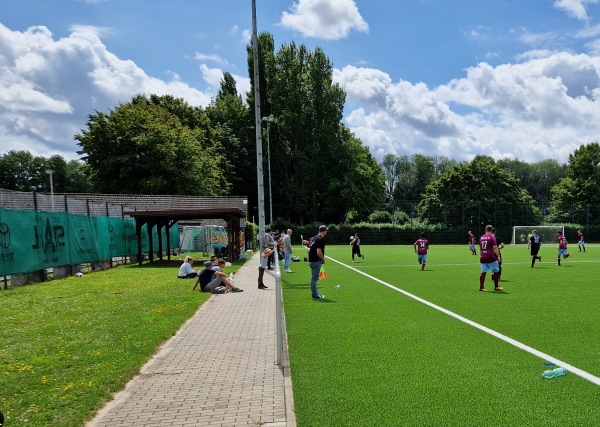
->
[511, 226, 565, 245]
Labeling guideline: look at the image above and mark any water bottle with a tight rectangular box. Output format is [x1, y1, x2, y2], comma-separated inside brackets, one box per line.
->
[229, 272, 234, 283]
[542, 367, 568, 379]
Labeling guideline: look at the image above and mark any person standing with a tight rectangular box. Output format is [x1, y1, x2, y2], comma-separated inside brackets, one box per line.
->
[265, 228, 275, 270]
[527, 229, 542, 267]
[479, 225, 503, 292]
[258, 243, 275, 289]
[350, 233, 364, 261]
[557, 231, 572, 266]
[283, 229, 293, 273]
[468, 231, 477, 255]
[491, 228, 505, 280]
[577, 229, 586, 252]
[308, 225, 328, 300]
[413, 232, 429, 270]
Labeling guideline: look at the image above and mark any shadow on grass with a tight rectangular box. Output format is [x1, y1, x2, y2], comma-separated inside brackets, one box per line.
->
[132, 257, 249, 271]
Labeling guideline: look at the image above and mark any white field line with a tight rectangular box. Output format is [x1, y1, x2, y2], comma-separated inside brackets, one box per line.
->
[327, 256, 600, 386]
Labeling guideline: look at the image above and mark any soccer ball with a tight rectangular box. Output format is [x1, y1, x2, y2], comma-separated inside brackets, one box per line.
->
[75, 272, 84, 278]
[350, 235, 354, 240]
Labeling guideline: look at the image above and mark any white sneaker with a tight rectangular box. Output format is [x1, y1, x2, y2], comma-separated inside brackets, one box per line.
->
[285, 269, 292, 273]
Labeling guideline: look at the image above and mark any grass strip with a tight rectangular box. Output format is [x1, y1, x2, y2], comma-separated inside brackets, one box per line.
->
[0, 255, 239, 427]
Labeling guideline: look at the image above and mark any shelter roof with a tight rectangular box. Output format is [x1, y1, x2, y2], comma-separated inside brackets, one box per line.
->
[124, 208, 246, 221]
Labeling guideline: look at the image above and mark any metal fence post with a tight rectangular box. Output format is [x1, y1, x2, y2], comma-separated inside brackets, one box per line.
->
[275, 250, 283, 365]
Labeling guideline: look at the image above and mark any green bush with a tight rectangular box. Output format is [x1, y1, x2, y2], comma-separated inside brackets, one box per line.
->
[368, 210, 392, 223]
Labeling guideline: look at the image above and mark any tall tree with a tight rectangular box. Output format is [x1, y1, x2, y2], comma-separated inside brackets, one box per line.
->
[76, 95, 229, 195]
[419, 156, 540, 226]
[0, 150, 38, 191]
[321, 126, 386, 222]
[382, 154, 401, 199]
[550, 142, 600, 224]
[206, 72, 254, 203]
[0, 151, 92, 193]
[498, 157, 565, 204]
[64, 160, 93, 193]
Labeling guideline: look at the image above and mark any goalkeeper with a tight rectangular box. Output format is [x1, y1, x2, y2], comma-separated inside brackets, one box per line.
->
[527, 230, 542, 267]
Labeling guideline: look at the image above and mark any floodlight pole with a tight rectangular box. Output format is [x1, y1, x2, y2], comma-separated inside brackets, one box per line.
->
[251, 0, 266, 251]
[262, 117, 274, 225]
[45, 169, 55, 212]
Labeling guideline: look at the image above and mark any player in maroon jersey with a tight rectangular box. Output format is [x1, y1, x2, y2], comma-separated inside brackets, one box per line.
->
[413, 232, 429, 270]
[468, 231, 477, 255]
[557, 231, 572, 266]
[577, 229, 586, 252]
[479, 225, 503, 292]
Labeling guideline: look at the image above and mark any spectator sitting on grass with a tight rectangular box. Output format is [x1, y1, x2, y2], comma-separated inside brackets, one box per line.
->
[178, 256, 198, 279]
[193, 261, 243, 293]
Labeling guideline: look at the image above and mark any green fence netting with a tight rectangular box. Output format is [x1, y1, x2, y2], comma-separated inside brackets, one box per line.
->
[0, 209, 179, 276]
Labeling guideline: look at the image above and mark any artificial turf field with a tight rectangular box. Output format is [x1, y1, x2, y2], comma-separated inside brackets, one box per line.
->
[281, 243, 600, 426]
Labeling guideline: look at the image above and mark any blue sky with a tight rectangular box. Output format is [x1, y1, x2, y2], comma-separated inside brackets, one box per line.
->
[2, 0, 600, 164]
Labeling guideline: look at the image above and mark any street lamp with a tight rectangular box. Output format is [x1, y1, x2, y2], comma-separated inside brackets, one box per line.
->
[45, 169, 55, 212]
[262, 117, 274, 225]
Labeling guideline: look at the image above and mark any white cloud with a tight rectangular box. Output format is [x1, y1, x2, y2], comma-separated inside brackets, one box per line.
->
[242, 29, 252, 43]
[553, 0, 598, 21]
[335, 51, 600, 163]
[280, 0, 368, 40]
[194, 52, 229, 65]
[0, 23, 216, 160]
[199, 64, 250, 100]
[68, 24, 114, 39]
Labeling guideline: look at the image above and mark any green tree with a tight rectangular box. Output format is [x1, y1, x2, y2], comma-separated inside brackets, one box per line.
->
[382, 154, 401, 200]
[419, 156, 540, 227]
[206, 72, 255, 203]
[391, 155, 453, 202]
[550, 142, 600, 224]
[321, 126, 386, 222]
[497, 158, 565, 205]
[64, 160, 93, 193]
[76, 95, 229, 195]
[242, 34, 388, 224]
[0, 151, 92, 193]
[0, 150, 38, 191]
[266, 41, 359, 224]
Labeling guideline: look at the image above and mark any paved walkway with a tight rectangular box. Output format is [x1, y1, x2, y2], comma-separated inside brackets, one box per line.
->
[86, 254, 295, 427]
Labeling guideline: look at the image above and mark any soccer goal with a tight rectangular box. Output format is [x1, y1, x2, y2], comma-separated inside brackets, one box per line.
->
[511, 225, 565, 245]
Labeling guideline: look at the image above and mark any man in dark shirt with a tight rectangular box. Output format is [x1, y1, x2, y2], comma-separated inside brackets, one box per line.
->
[193, 261, 242, 293]
[479, 225, 503, 292]
[528, 229, 542, 267]
[308, 225, 328, 299]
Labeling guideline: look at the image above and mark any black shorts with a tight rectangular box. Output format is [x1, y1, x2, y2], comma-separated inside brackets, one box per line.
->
[531, 246, 540, 256]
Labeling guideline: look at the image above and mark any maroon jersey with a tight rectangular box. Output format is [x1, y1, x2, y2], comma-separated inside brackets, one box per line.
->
[469, 234, 476, 245]
[578, 231, 584, 242]
[479, 233, 497, 263]
[558, 235, 568, 249]
[414, 238, 429, 255]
